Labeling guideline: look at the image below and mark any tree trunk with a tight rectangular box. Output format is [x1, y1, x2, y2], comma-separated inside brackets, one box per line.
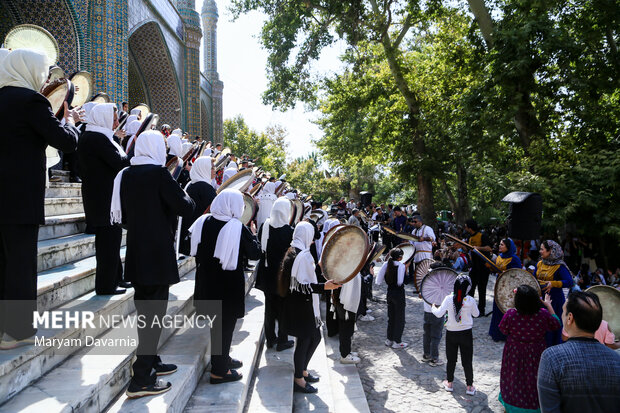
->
[467, 0, 494, 48]
[441, 180, 459, 216]
[456, 162, 471, 224]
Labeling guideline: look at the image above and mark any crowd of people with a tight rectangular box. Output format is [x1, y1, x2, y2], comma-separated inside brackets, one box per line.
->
[0, 48, 618, 412]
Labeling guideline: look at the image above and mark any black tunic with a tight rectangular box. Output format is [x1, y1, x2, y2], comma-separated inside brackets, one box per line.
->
[179, 181, 216, 256]
[194, 216, 261, 319]
[77, 130, 129, 227]
[0, 86, 79, 225]
[282, 247, 326, 338]
[256, 223, 294, 295]
[120, 164, 194, 285]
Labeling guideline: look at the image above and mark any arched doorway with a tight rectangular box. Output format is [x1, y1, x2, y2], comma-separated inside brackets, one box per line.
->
[128, 22, 182, 128]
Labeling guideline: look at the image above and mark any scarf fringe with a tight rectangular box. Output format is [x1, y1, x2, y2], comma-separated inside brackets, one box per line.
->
[289, 276, 314, 295]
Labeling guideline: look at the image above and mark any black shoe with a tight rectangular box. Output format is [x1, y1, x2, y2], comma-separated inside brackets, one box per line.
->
[304, 374, 319, 383]
[96, 289, 126, 295]
[276, 340, 294, 352]
[155, 362, 177, 376]
[266, 340, 276, 349]
[118, 281, 133, 289]
[210, 369, 243, 384]
[125, 379, 171, 398]
[294, 382, 317, 393]
[70, 176, 82, 184]
[228, 358, 243, 369]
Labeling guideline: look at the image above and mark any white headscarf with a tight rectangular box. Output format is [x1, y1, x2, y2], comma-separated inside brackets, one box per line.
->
[256, 182, 278, 229]
[124, 114, 138, 130]
[260, 197, 292, 258]
[188, 189, 244, 269]
[289, 221, 320, 324]
[110, 130, 166, 224]
[130, 108, 141, 117]
[167, 134, 182, 157]
[0, 49, 49, 91]
[81, 102, 98, 120]
[285, 192, 296, 199]
[85, 103, 126, 155]
[171, 128, 182, 136]
[125, 119, 141, 136]
[222, 167, 237, 183]
[189, 156, 213, 186]
[182, 142, 193, 157]
[339, 274, 361, 317]
[0, 49, 10, 64]
[228, 161, 238, 170]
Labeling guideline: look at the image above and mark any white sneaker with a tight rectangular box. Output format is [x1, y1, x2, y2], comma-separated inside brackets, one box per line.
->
[391, 342, 409, 349]
[358, 315, 375, 321]
[340, 354, 361, 364]
[384, 339, 393, 347]
[366, 309, 373, 313]
[350, 352, 359, 357]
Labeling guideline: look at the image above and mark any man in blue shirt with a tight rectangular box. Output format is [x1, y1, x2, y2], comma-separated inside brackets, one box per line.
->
[537, 291, 620, 413]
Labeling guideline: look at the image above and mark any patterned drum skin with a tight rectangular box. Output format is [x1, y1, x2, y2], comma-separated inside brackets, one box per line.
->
[494, 268, 542, 313]
[586, 285, 620, 338]
[320, 225, 369, 284]
[421, 267, 459, 306]
[414, 258, 433, 292]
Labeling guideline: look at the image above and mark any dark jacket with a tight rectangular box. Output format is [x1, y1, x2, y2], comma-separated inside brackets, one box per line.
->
[256, 223, 294, 295]
[77, 130, 129, 227]
[120, 164, 194, 285]
[179, 181, 216, 256]
[0, 86, 79, 224]
[194, 216, 261, 319]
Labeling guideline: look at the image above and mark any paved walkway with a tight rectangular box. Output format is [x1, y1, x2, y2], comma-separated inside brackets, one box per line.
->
[353, 267, 504, 413]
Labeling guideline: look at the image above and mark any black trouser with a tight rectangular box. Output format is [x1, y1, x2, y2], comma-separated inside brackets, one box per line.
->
[264, 292, 287, 345]
[211, 311, 237, 376]
[94, 225, 123, 295]
[63, 152, 79, 180]
[337, 311, 356, 358]
[294, 326, 321, 378]
[0, 224, 38, 339]
[469, 269, 489, 313]
[386, 287, 405, 343]
[357, 278, 369, 317]
[423, 311, 443, 360]
[445, 329, 473, 386]
[131, 283, 169, 386]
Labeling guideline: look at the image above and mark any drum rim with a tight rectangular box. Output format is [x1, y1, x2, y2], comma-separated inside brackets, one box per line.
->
[216, 168, 254, 194]
[294, 199, 304, 223]
[42, 78, 74, 118]
[586, 285, 620, 337]
[241, 192, 257, 225]
[320, 224, 369, 284]
[494, 268, 542, 313]
[5, 24, 59, 64]
[90, 92, 110, 103]
[394, 242, 415, 264]
[420, 267, 458, 306]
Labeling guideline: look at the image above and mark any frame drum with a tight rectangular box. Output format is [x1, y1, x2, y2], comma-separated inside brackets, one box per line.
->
[90, 92, 110, 103]
[494, 268, 542, 313]
[586, 285, 620, 338]
[4, 24, 59, 64]
[414, 258, 434, 292]
[42, 78, 74, 119]
[216, 168, 255, 194]
[241, 193, 257, 226]
[421, 267, 459, 306]
[69, 71, 93, 107]
[320, 225, 369, 284]
[395, 242, 415, 265]
[293, 199, 304, 223]
[322, 224, 344, 250]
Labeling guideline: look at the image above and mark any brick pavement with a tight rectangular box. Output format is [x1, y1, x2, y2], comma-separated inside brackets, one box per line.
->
[352, 265, 505, 413]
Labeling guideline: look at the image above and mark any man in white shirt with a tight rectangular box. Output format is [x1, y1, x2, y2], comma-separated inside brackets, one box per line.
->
[411, 215, 435, 264]
[346, 198, 356, 211]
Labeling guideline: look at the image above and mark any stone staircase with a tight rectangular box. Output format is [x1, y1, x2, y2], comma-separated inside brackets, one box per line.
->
[0, 180, 370, 413]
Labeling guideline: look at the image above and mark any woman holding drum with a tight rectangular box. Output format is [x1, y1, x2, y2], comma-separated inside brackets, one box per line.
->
[535, 240, 573, 346]
[489, 238, 522, 342]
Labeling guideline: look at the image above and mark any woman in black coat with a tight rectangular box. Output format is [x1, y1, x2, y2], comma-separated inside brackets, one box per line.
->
[0, 49, 80, 348]
[77, 103, 130, 295]
[177, 156, 216, 256]
[111, 130, 194, 398]
[256, 197, 295, 350]
[190, 189, 261, 384]
[279, 221, 340, 393]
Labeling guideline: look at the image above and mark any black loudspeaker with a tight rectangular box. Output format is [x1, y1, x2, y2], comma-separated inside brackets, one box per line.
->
[360, 191, 373, 207]
[504, 192, 542, 240]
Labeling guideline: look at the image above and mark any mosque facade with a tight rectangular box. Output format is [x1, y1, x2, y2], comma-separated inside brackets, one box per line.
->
[0, 0, 223, 141]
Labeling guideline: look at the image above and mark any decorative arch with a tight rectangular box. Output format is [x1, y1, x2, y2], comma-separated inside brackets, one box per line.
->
[128, 21, 182, 127]
[200, 98, 212, 140]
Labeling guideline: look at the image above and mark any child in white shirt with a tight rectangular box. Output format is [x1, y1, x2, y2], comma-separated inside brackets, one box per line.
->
[432, 274, 479, 395]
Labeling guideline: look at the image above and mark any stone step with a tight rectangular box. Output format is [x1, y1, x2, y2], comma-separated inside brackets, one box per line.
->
[39, 213, 86, 241]
[182, 288, 265, 413]
[246, 327, 295, 413]
[37, 232, 127, 273]
[0, 264, 197, 412]
[50, 169, 70, 183]
[292, 327, 335, 413]
[108, 288, 266, 413]
[44, 197, 84, 216]
[45, 183, 82, 198]
[323, 334, 371, 413]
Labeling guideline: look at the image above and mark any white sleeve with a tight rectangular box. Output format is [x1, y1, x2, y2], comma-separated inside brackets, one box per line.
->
[397, 262, 405, 286]
[466, 297, 480, 317]
[427, 226, 436, 242]
[432, 294, 451, 318]
[375, 263, 388, 285]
